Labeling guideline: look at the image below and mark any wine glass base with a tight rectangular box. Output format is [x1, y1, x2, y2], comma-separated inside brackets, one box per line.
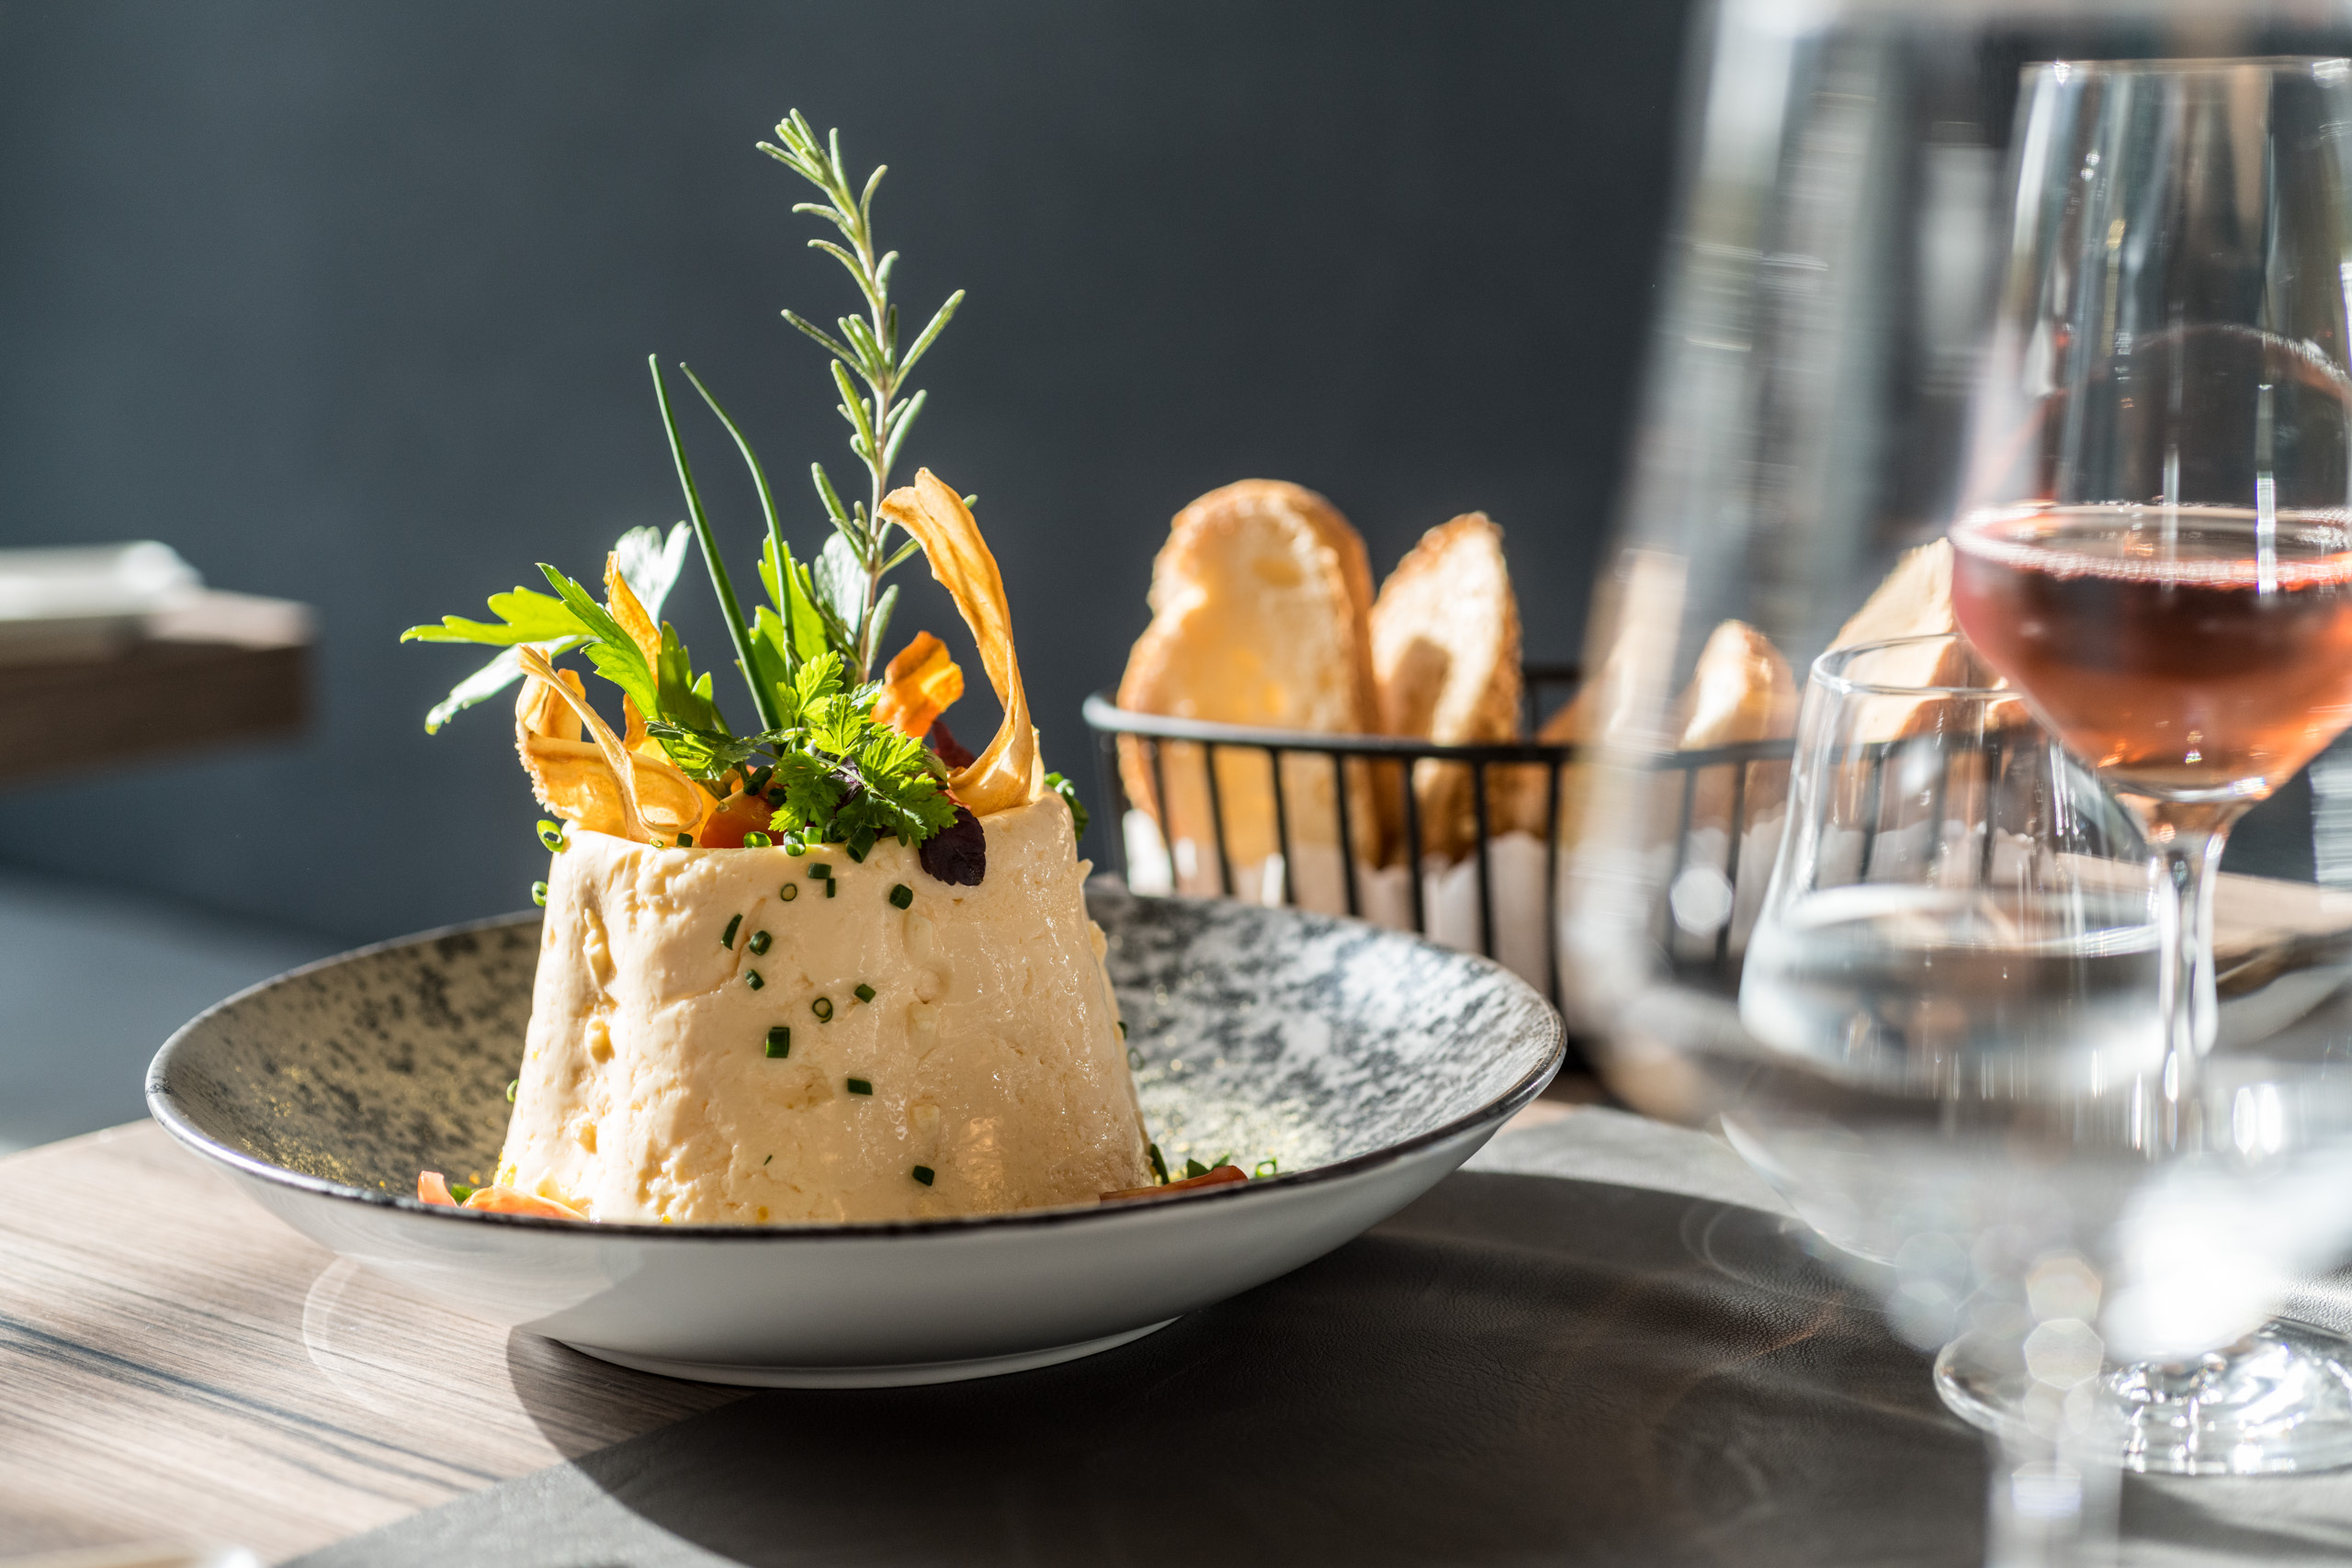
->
[1937, 1319, 2352, 1476]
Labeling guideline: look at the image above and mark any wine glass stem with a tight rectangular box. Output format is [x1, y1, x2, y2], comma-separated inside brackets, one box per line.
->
[2142, 800, 2236, 1149]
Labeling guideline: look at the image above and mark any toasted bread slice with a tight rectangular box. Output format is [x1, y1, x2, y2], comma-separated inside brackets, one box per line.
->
[1678, 619, 1798, 752]
[1117, 480, 1381, 900]
[1370, 513, 1522, 863]
[1826, 538, 1987, 739]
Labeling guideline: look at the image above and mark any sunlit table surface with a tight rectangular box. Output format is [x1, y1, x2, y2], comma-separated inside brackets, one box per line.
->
[6, 1107, 2351, 1567]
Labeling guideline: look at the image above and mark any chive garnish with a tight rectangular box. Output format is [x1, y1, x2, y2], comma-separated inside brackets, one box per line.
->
[1116, 1021, 1126, 1038]
[677, 832, 694, 848]
[786, 841, 807, 857]
[749, 930, 772, 955]
[1254, 1158, 1279, 1178]
[744, 830, 772, 848]
[1183, 1157, 1209, 1179]
[506, 1079, 519, 1103]
[764, 1026, 790, 1058]
[888, 884, 912, 909]
[537, 819, 566, 852]
[854, 983, 875, 1003]
[763, 1153, 773, 1164]
[721, 914, 741, 949]
[812, 996, 833, 1021]
[531, 880, 548, 908]
[781, 883, 799, 901]
[846, 1077, 873, 1096]
[448, 1181, 477, 1203]
[846, 843, 866, 863]
[910, 1165, 934, 1186]
[808, 863, 832, 879]
[746, 969, 765, 990]
[1148, 1143, 1170, 1184]
[825, 879, 837, 897]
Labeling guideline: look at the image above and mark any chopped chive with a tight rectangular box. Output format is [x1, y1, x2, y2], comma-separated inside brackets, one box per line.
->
[721, 914, 742, 949]
[763, 1153, 773, 1164]
[1254, 1158, 1279, 1178]
[743, 830, 772, 849]
[854, 983, 876, 1003]
[764, 1026, 791, 1058]
[812, 996, 833, 1021]
[1183, 1157, 1209, 1179]
[1116, 1021, 1126, 1038]
[677, 832, 694, 848]
[506, 1079, 519, 1103]
[749, 930, 772, 955]
[846, 843, 866, 863]
[1148, 1143, 1170, 1184]
[537, 819, 566, 852]
[910, 1165, 935, 1186]
[808, 863, 832, 879]
[888, 884, 913, 909]
[781, 883, 799, 901]
[846, 1077, 873, 1096]
[448, 1181, 477, 1203]
[530, 880, 548, 908]
[825, 879, 837, 898]
[786, 840, 807, 857]
[746, 969, 765, 990]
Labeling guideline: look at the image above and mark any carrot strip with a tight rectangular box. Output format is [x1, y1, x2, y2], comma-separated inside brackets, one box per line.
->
[417, 1171, 458, 1206]
[462, 1185, 589, 1221]
[1101, 1164, 1250, 1203]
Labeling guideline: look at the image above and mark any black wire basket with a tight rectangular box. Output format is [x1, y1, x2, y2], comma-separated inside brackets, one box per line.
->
[1080, 663, 1803, 1025]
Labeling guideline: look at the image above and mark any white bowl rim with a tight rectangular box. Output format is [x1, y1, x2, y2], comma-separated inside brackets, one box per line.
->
[148, 904, 1566, 1242]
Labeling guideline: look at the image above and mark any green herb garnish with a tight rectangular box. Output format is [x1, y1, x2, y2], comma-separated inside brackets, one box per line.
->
[1183, 1158, 1209, 1179]
[853, 982, 876, 1003]
[1147, 1143, 1170, 1185]
[812, 997, 834, 1021]
[910, 1165, 934, 1186]
[749, 930, 772, 955]
[537, 820, 566, 853]
[781, 883, 799, 901]
[746, 969, 765, 990]
[721, 914, 742, 950]
[1254, 1158, 1279, 1178]
[448, 1181, 478, 1203]
[765, 1026, 791, 1058]
[1044, 772, 1089, 840]
[530, 881, 548, 908]
[888, 883, 912, 909]
[846, 1077, 874, 1096]
[825, 879, 838, 898]
[506, 1079, 519, 1103]
[402, 109, 967, 860]
[808, 863, 833, 879]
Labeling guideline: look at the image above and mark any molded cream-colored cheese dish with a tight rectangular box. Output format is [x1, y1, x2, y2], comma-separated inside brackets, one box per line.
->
[495, 794, 1152, 1223]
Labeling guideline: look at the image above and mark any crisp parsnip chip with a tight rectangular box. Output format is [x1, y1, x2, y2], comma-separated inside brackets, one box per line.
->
[877, 471, 1037, 817]
[516, 646, 710, 842]
[604, 552, 662, 667]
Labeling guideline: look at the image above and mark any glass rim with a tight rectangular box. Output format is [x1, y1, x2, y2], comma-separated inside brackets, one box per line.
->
[1809, 634, 2011, 701]
[2024, 55, 2352, 83]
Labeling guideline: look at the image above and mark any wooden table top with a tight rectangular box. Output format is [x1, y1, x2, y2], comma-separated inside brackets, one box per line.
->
[0, 1122, 741, 1564]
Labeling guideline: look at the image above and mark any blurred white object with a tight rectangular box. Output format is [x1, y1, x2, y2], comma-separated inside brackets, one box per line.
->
[0, 542, 201, 663]
[0, 1544, 259, 1568]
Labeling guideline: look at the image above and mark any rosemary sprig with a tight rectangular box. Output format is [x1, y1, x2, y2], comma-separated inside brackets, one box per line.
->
[759, 111, 964, 682]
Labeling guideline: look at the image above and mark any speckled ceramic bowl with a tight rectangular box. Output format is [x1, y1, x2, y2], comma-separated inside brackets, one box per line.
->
[149, 885, 1561, 1386]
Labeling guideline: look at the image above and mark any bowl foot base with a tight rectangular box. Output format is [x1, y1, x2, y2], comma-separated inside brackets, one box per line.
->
[562, 1317, 1178, 1388]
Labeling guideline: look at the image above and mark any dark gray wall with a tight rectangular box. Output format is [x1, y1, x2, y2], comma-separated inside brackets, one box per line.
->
[0, 0, 1690, 942]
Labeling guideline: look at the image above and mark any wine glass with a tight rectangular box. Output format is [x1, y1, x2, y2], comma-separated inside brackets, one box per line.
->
[1733, 634, 2161, 1563]
[1948, 55, 2352, 1473]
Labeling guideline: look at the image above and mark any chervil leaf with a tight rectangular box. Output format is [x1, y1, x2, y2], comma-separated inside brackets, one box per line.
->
[769, 751, 848, 832]
[538, 566, 659, 717]
[1044, 772, 1090, 840]
[401, 586, 588, 647]
[408, 525, 693, 733]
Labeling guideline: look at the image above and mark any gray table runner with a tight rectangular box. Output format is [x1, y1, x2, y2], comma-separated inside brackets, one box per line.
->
[295, 1110, 2352, 1567]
